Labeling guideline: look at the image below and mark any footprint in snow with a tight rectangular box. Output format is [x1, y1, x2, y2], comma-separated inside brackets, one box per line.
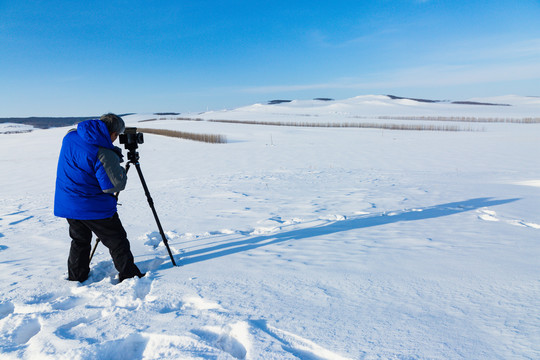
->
[158, 300, 184, 314]
[192, 322, 249, 360]
[182, 296, 224, 312]
[24, 292, 56, 305]
[0, 301, 15, 320]
[54, 313, 101, 342]
[132, 276, 153, 300]
[51, 296, 86, 311]
[508, 219, 540, 229]
[142, 230, 180, 249]
[250, 319, 353, 360]
[92, 333, 149, 359]
[477, 209, 499, 222]
[86, 259, 117, 284]
[142, 231, 162, 249]
[85, 332, 227, 359]
[478, 208, 540, 229]
[0, 314, 41, 349]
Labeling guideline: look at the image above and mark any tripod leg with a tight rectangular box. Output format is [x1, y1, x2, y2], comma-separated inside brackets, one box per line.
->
[89, 238, 101, 262]
[133, 162, 178, 266]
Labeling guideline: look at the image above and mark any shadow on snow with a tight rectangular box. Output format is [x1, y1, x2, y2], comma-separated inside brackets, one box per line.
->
[159, 197, 519, 269]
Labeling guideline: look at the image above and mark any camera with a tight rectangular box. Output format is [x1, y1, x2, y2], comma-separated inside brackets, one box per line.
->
[119, 127, 144, 150]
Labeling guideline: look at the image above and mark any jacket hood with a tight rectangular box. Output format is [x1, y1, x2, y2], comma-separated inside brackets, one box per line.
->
[77, 120, 114, 149]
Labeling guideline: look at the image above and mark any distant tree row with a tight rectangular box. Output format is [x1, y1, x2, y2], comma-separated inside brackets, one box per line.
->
[137, 127, 227, 144]
[206, 119, 477, 132]
[372, 116, 540, 123]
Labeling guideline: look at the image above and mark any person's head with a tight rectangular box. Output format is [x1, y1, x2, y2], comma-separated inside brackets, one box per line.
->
[100, 113, 125, 143]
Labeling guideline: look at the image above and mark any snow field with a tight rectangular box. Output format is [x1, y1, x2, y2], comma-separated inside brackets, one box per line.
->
[1, 96, 540, 359]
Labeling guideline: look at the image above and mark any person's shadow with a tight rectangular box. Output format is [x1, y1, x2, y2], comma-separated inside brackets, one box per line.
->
[148, 197, 518, 269]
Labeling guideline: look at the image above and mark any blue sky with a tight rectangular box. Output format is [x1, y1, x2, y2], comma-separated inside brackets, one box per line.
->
[1, 0, 539, 116]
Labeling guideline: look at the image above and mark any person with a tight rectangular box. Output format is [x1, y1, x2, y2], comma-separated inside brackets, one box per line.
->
[54, 113, 144, 283]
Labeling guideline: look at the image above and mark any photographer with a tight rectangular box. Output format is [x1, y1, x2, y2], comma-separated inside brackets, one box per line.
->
[54, 113, 144, 283]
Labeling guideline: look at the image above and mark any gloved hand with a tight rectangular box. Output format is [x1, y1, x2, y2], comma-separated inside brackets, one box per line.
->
[112, 146, 124, 163]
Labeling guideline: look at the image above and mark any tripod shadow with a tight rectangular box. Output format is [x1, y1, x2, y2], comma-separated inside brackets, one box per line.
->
[156, 197, 518, 269]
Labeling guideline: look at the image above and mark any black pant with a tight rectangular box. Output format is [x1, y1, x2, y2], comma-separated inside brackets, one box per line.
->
[67, 213, 142, 282]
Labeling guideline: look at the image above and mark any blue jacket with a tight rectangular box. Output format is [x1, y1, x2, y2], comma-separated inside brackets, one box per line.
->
[54, 119, 127, 220]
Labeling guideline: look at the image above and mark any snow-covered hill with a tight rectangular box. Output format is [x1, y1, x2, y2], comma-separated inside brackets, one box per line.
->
[196, 94, 540, 120]
[1, 95, 539, 359]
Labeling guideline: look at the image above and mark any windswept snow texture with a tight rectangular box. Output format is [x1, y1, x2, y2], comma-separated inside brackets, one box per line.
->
[1, 95, 540, 359]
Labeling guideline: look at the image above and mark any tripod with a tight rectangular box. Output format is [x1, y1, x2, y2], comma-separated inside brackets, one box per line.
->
[89, 145, 177, 267]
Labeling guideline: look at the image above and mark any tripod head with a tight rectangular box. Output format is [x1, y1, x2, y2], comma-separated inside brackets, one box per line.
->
[126, 148, 140, 163]
[119, 127, 144, 164]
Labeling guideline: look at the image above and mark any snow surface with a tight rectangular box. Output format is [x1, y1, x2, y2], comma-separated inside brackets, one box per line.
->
[1, 95, 539, 359]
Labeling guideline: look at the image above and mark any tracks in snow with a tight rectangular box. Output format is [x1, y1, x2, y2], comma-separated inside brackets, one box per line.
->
[1, 224, 350, 359]
[0, 278, 350, 359]
[477, 208, 540, 229]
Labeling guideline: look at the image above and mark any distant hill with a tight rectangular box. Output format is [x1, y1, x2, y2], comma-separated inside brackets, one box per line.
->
[0, 117, 96, 129]
[0, 114, 135, 129]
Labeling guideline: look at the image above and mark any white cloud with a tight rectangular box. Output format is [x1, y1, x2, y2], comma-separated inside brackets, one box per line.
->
[240, 37, 540, 94]
[239, 62, 540, 94]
